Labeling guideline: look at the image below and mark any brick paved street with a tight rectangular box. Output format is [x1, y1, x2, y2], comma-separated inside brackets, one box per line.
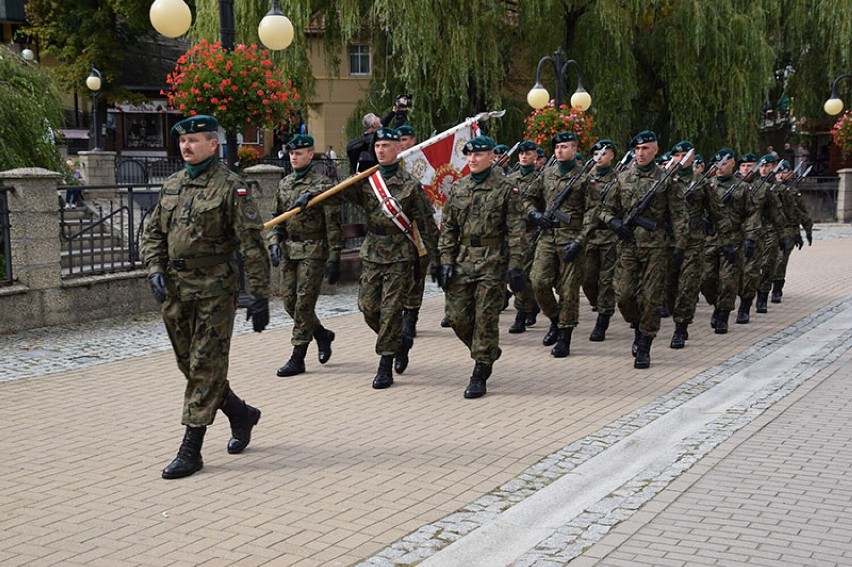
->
[1, 226, 851, 566]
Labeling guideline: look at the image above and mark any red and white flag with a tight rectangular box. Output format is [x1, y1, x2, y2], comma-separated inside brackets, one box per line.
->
[403, 123, 480, 222]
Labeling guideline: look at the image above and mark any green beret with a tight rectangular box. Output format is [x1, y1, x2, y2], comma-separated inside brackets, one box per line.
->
[171, 114, 219, 137]
[671, 140, 695, 154]
[693, 153, 705, 164]
[591, 138, 616, 153]
[518, 141, 537, 152]
[375, 127, 401, 141]
[630, 130, 657, 148]
[778, 159, 792, 170]
[535, 147, 546, 158]
[286, 134, 314, 150]
[713, 148, 735, 162]
[493, 144, 510, 155]
[397, 125, 416, 137]
[758, 153, 777, 166]
[551, 131, 579, 148]
[462, 135, 495, 154]
[738, 152, 758, 164]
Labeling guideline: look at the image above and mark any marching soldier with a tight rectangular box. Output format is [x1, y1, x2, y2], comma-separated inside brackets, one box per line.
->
[267, 134, 341, 378]
[140, 115, 270, 479]
[772, 160, 813, 302]
[753, 154, 788, 315]
[599, 130, 688, 368]
[438, 135, 526, 398]
[582, 138, 620, 342]
[506, 140, 541, 334]
[523, 131, 593, 357]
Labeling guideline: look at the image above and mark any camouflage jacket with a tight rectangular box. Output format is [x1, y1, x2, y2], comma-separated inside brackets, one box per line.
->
[599, 164, 688, 249]
[439, 168, 526, 273]
[140, 160, 270, 300]
[706, 174, 760, 244]
[267, 165, 342, 262]
[584, 166, 619, 246]
[751, 181, 787, 238]
[775, 181, 813, 233]
[522, 161, 592, 246]
[671, 170, 734, 247]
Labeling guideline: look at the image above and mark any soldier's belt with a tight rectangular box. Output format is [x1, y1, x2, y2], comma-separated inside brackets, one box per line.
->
[169, 252, 232, 271]
[289, 231, 326, 242]
[461, 236, 502, 247]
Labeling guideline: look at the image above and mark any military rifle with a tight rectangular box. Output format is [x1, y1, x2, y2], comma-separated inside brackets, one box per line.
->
[519, 154, 557, 198]
[719, 163, 759, 205]
[494, 141, 521, 170]
[623, 148, 693, 233]
[682, 154, 731, 201]
[597, 151, 634, 204]
[789, 164, 813, 191]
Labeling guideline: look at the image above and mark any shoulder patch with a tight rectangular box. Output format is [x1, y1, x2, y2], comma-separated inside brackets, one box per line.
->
[245, 204, 259, 220]
[236, 187, 248, 197]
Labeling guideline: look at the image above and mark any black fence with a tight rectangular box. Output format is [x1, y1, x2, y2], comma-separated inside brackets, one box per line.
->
[115, 157, 184, 184]
[0, 186, 13, 285]
[59, 184, 161, 279]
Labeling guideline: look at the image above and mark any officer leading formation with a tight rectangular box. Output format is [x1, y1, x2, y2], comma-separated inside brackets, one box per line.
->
[142, 112, 814, 479]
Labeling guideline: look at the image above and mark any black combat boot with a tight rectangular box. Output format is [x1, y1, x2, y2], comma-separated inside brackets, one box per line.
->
[632, 327, 642, 357]
[542, 317, 560, 346]
[276, 344, 308, 377]
[162, 426, 206, 479]
[372, 355, 394, 389]
[659, 300, 671, 318]
[634, 334, 653, 369]
[463, 362, 492, 399]
[771, 280, 784, 303]
[710, 308, 719, 329]
[508, 311, 527, 334]
[394, 335, 413, 374]
[670, 322, 688, 349]
[715, 310, 730, 334]
[219, 390, 261, 454]
[313, 327, 335, 364]
[525, 303, 540, 326]
[551, 327, 573, 358]
[402, 309, 419, 338]
[737, 299, 753, 323]
[589, 313, 610, 342]
[755, 292, 769, 314]
[503, 290, 512, 310]
[440, 316, 451, 328]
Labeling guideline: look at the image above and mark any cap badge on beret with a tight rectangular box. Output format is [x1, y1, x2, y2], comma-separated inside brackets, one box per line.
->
[758, 153, 777, 166]
[739, 152, 758, 164]
[462, 135, 496, 155]
[171, 114, 219, 137]
[630, 130, 657, 148]
[591, 138, 615, 153]
[397, 125, 415, 137]
[286, 134, 314, 150]
[517, 140, 537, 152]
[551, 131, 579, 148]
[493, 144, 510, 155]
[375, 127, 401, 141]
[671, 140, 695, 154]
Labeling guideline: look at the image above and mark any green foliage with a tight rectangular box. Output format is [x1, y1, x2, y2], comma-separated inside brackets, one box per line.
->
[0, 46, 64, 172]
[831, 111, 852, 153]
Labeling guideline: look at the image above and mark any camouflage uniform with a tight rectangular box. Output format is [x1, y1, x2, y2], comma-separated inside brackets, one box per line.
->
[439, 170, 526, 366]
[744, 180, 785, 314]
[582, 165, 619, 318]
[773, 180, 813, 299]
[402, 186, 439, 315]
[141, 159, 270, 427]
[507, 165, 540, 316]
[268, 165, 341, 347]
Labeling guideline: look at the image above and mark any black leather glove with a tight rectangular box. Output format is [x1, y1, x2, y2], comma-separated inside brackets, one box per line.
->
[608, 218, 635, 242]
[529, 211, 553, 230]
[793, 233, 804, 250]
[778, 237, 787, 253]
[507, 268, 526, 293]
[722, 244, 738, 265]
[806, 229, 813, 246]
[561, 241, 583, 263]
[430, 264, 441, 283]
[148, 272, 167, 303]
[325, 261, 340, 285]
[438, 264, 454, 291]
[246, 297, 269, 333]
[268, 244, 282, 267]
[743, 239, 756, 259]
[672, 247, 685, 271]
[288, 191, 311, 213]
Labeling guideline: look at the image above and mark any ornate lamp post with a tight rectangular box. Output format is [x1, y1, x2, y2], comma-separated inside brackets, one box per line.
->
[527, 46, 592, 111]
[149, 0, 294, 169]
[86, 67, 103, 151]
[824, 73, 852, 115]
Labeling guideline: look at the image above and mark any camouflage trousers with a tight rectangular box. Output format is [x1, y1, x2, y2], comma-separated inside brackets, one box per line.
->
[671, 241, 705, 324]
[403, 255, 430, 310]
[280, 257, 325, 347]
[512, 236, 537, 313]
[738, 230, 764, 300]
[531, 238, 584, 328]
[614, 244, 667, 338]
[358, 260, 408, 356]
[700, 243, 740, 312]
[758, 229, 781, 293]
[162, 292, 237, 427]
[773, 229, 797, 281]
[582, 240, 617, 316]
[445, 263, 505, 365]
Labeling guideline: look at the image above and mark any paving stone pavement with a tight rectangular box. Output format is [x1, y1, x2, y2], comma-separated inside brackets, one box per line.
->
[1, 224, 851, 566]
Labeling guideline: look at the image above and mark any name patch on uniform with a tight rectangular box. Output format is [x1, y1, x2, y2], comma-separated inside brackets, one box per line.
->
[236, 187, 248, 196]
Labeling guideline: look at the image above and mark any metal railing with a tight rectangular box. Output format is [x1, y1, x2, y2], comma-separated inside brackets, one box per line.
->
[115, 157, 184, 184]
[798, 177, 839, 222]
[0, 186, 13, 285]
[59, 184, 161, 278]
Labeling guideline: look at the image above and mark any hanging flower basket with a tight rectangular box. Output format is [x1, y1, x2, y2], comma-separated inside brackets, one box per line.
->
[831, 110, 852, 153]
[164, 39, 300, 134]
[523, 102, 595, 153]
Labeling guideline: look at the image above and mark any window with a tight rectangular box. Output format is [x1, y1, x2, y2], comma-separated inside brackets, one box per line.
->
[349, 44, 370, 76]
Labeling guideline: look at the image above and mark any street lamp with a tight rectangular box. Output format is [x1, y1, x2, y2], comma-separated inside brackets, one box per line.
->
[86, 67, 103, 151]
[823, 73, 852, 115]
[527, 46, 592, 111]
